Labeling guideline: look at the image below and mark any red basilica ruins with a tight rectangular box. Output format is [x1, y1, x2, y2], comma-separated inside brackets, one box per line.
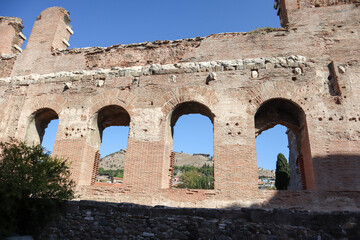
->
[0, 0, 359, 211]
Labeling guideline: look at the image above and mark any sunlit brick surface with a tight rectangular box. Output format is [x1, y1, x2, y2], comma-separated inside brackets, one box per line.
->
[0, 1, 359, 210]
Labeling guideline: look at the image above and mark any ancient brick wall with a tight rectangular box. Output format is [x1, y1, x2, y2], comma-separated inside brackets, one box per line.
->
[0, 2, 359, 210]
[0, 55, 17, 78]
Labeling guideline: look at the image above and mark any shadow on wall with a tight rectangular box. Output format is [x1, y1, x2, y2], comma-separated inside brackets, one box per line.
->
[37, 152, 360, 238]
[245, 154, 360, 211]
[38, 199, 360, 239]
[312, 154, 360, 191]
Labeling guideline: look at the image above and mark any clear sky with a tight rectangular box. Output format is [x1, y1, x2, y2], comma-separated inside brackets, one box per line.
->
[2, 0, 289, 170]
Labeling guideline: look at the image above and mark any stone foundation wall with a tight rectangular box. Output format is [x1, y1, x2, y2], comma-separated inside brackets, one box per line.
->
[39, 201, 360, 239]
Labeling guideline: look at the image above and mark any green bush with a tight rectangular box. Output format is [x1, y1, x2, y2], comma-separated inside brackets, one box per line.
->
[0, 140, 75, 236]
[175, 164, 214, 189]
[98, 168, 124, 178]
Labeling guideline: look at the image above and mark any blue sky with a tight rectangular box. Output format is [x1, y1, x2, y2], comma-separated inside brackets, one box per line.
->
[2, 0, 289, 170]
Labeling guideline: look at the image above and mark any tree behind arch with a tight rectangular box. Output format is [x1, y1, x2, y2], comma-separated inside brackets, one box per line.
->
[275, 153, 290, 190]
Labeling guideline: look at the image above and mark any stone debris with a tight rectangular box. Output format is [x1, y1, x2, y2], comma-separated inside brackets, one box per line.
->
[96, 80, 104, 87]
[294, 67, 302, 75]
[338, 65, 346, 73]
[168, 74, 177, 83]
[0, 55, 308, 85]
[251, 70, 259, 78]
[64, 82, 72, 89]
[206, 72, 217, 84]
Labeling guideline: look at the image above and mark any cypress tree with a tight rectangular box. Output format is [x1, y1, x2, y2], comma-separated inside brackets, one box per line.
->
[275, 153, 290, 190]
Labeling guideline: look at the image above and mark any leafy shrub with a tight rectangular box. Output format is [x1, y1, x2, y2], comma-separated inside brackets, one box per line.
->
[0, 140, 75, 236]
[174, 164, 214, 189]
[98, 168, 124, 178]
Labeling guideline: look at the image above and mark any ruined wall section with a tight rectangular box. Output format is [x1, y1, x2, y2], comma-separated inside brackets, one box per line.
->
[0, 16, 24, 77]
[0, 84, 27, 144]
[0, 16, 25, 55]
[11, 7, 74, 76]
[299, 0, 358, 8]
[287, 4, 360, 63]
[0, 2, 359, 209]
[0, 53, 359, 208]
[275, 0, 358, 27]
[0, 55, 17, 78]
[1, 52, 359, 192]
[310, 60, 360, 191]
[3, 3, 357, 79]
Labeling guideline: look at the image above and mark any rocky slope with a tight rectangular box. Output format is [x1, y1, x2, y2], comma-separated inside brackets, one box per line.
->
[99, 149, 126, 169]
[258, 167, 275, 178]
[173, 152, 213, 168]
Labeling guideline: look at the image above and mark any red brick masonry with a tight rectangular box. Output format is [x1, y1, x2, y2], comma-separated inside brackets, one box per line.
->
[0, 1, 359, 210]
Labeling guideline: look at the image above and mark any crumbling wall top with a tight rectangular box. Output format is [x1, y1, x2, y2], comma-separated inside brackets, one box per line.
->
[274, 0, 359, 27]
[25, 6, 72, 52]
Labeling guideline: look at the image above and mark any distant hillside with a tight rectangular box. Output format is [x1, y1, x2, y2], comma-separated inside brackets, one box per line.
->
[100, 150, 274, 177]
[99, 150, 213, 170]
[173, 152, 213, 168]
[258, 167, 275, 178]
[99, 149, 126, 170]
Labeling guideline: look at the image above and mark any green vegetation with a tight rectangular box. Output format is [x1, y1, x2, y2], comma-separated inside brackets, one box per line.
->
[275, 153, 290, 190]
[0, 140, 75, 237]
[258, 175, 274, 179]
[98, 167, 124, 178]
[174, 164, 214, 189]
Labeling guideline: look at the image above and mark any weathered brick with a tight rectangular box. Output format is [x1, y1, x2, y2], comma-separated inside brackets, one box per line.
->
[0, 1, 359, 211]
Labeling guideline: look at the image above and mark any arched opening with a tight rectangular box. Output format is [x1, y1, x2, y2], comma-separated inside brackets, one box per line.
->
[169, 101, 215, 190]
[256, 124, 296, 190]
[255, 98, 315, 190]
[91, 105, 130, 186]
[25, 108, 59, 152]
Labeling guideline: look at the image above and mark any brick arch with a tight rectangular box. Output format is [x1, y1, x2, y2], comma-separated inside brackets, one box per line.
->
[25, 108, 59, 145]
[26, 95, 66, 117]
[17, 95, 67, 141]
[246, 80, 310, 116]
[255, 97, 305, 136]
[87, 89, 136, 149]
[161, 86, 218, 117]
[86, 90, 136, 186]
[160, 87, 217, 189]
[252, 93, 316, 190]
[88, 89, 136, 117]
